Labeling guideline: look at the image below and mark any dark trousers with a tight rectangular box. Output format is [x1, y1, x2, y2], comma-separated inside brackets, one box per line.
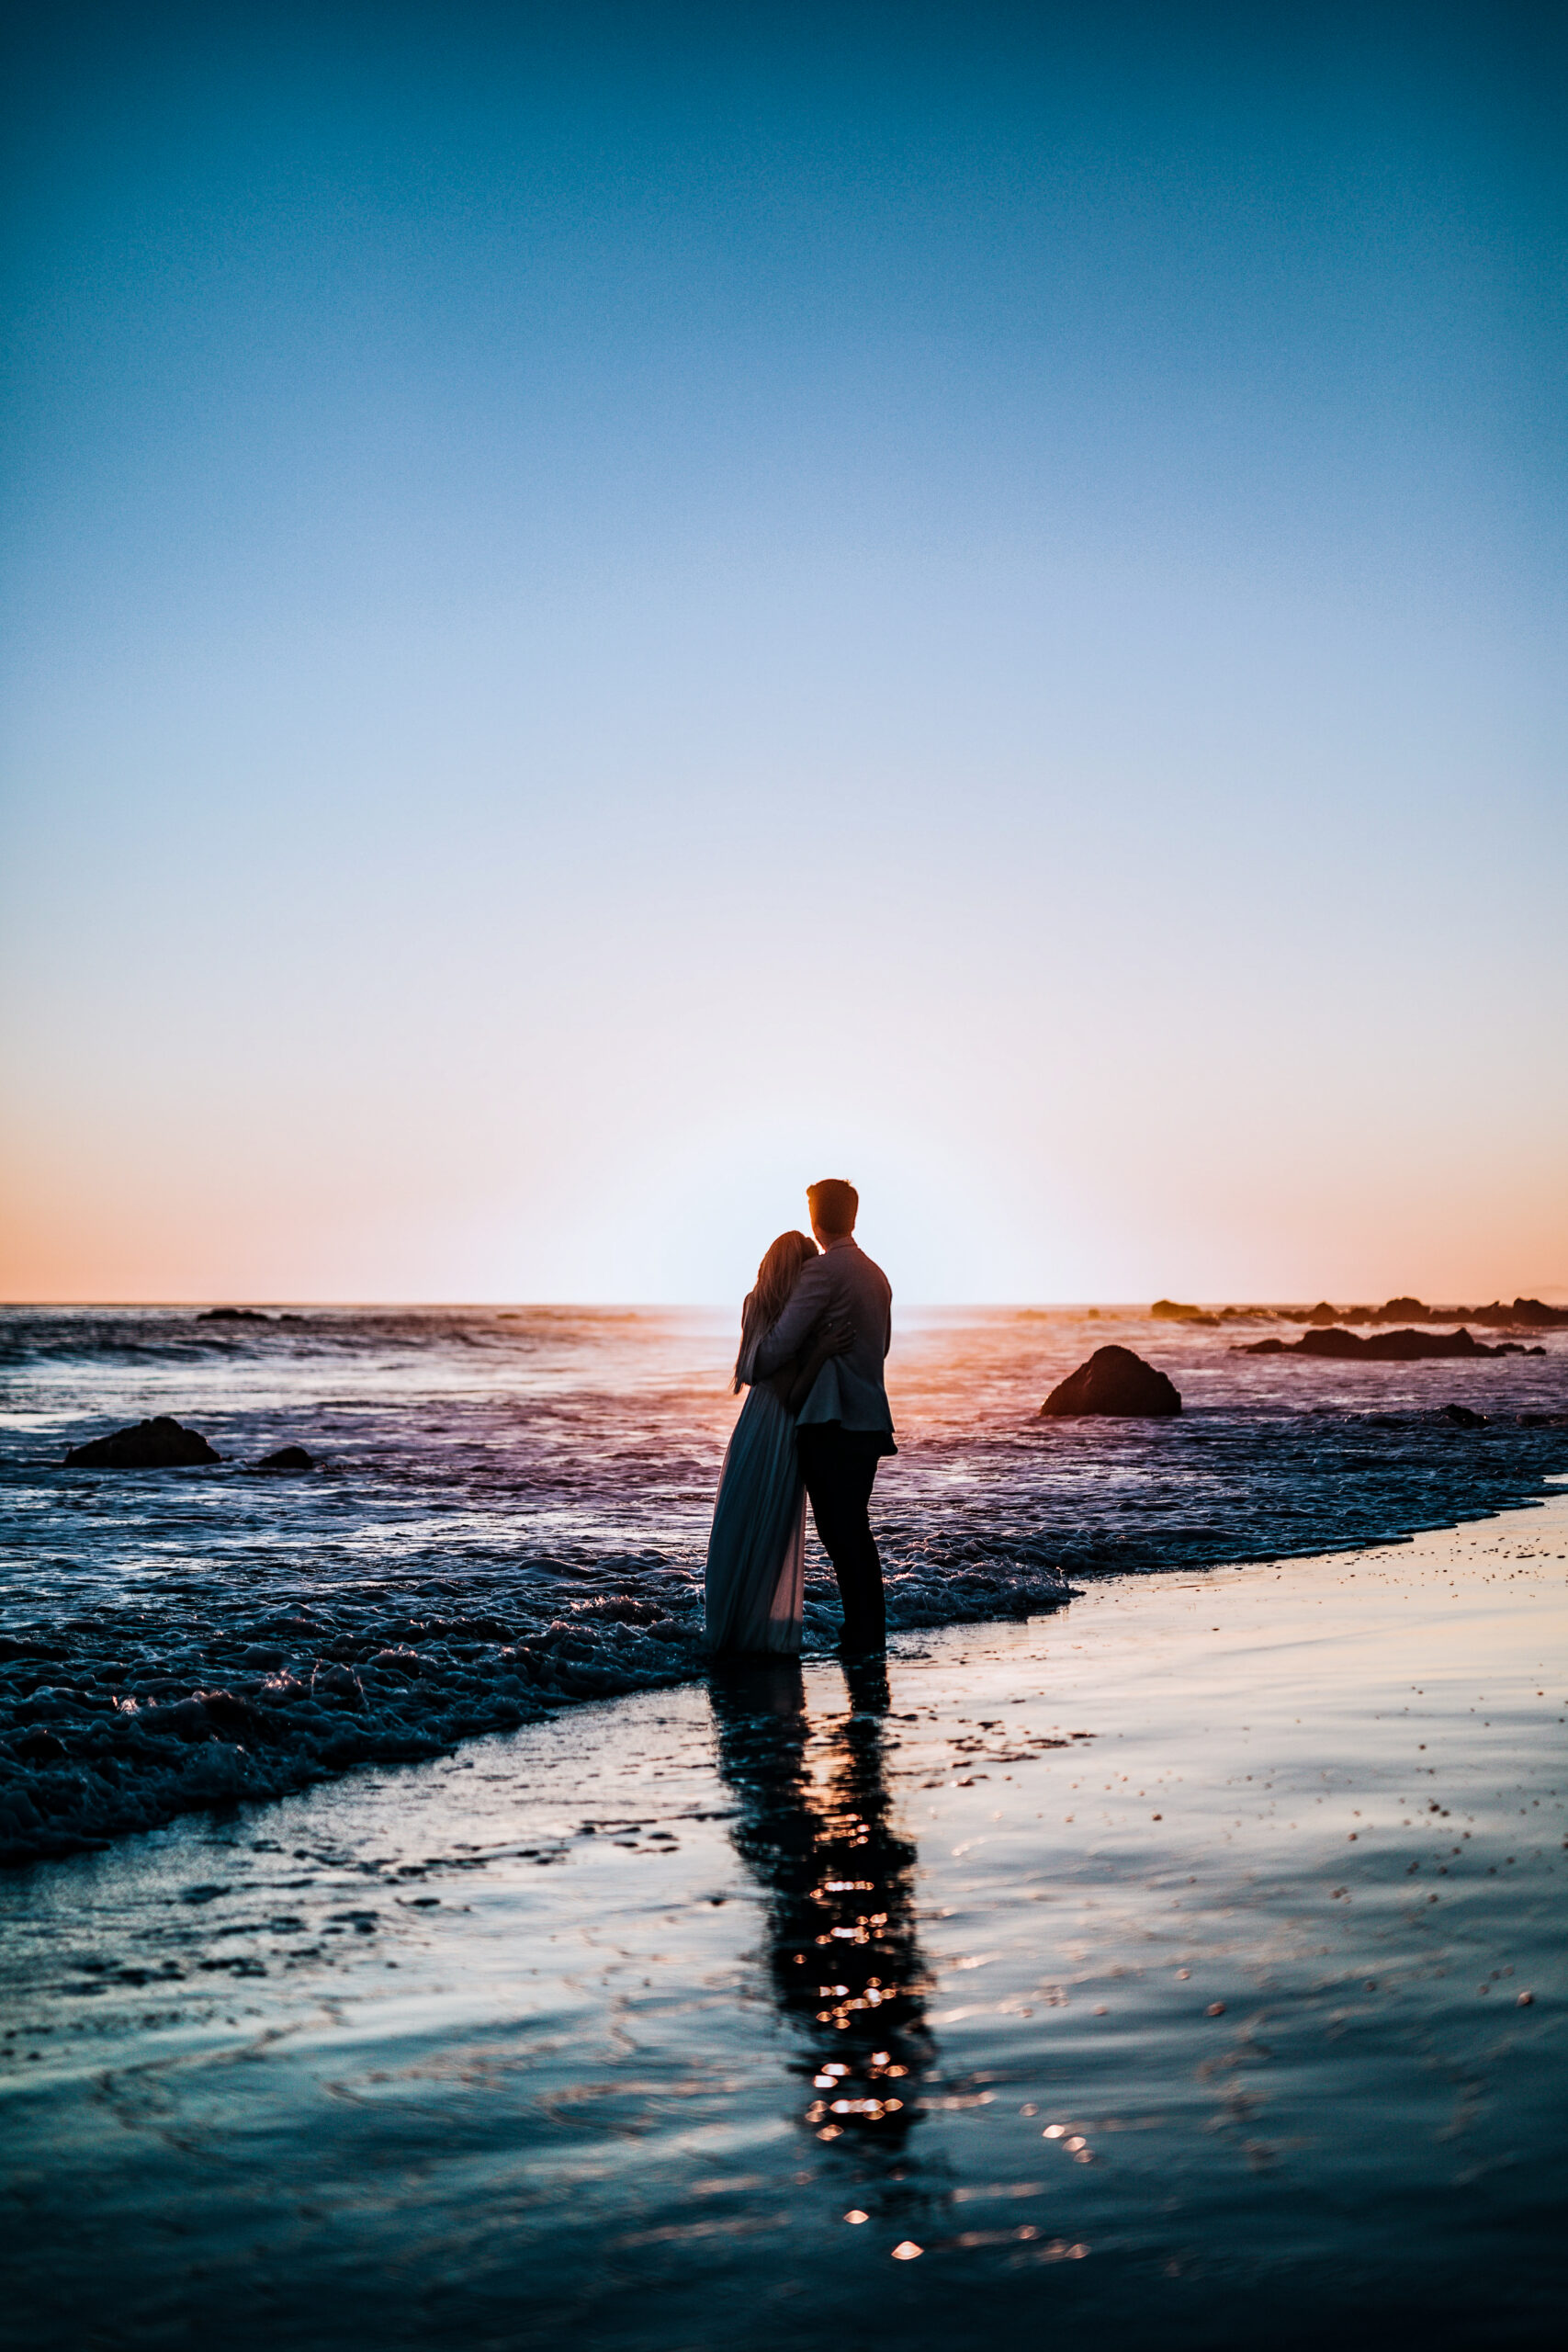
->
[795, 1426, 888, 1654]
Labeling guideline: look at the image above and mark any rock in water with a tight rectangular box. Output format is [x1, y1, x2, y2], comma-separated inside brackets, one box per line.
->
[197, 1306, 271, 1321]
[63, 1416, 220, 1468]
[1041, 1346, 1181, 1417]
[256, 1444, 315, 1472]
[1358, 1328, 1484, 1361]
[1472, 1295, 1568, 1329]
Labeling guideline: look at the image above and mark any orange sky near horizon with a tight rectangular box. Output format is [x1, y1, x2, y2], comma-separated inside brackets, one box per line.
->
[4, 1015, 1563, 1307]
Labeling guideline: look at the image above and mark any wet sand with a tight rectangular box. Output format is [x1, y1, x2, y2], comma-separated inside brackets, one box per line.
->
[3, 1493, 1564, 2349]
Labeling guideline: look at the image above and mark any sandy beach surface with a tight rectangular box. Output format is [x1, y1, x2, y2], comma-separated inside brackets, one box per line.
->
[2, 1488, 1563, 2349]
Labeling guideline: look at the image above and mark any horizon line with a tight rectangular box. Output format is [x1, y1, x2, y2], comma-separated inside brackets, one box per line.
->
[5, 1294, 1565, 1313]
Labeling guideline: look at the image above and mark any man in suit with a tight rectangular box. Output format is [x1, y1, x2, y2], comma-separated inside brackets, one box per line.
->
[753, 1179, 895, 1655]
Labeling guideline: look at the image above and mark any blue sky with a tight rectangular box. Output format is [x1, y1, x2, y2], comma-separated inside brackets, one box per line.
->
[3, 3, 1563, 1301]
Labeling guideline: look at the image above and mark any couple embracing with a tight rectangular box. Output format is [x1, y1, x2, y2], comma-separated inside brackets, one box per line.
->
[705, 1179, 895, 1660]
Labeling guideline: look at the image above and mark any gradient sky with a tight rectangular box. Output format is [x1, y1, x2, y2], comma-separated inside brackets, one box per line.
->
[3, 1, 1564, 1305]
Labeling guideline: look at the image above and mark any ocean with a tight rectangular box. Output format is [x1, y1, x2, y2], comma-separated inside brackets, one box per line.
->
[2, 1301, 1565, 1865]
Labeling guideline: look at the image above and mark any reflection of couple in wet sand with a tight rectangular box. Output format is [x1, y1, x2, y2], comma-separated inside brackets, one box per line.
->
[708, 1655, 932, 2158]
[705, 1180, 896, 1659]
[705, 1189, 929, 2165]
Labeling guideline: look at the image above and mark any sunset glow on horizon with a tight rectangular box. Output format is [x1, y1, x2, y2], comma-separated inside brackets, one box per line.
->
[3, 4, 1563, 1309]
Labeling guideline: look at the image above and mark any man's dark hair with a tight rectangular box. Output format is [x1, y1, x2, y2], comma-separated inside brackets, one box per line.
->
[807, 1178, 858, 1238]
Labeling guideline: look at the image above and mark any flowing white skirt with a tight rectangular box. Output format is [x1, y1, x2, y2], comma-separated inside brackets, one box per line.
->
[705, 1382, 807, 1655]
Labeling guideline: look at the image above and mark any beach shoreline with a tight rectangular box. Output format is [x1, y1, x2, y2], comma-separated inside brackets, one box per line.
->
[3, 1487, 1563, 2346]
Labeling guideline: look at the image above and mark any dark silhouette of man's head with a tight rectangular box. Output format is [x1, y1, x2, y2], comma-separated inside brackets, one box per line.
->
[807, 1179, 858, 1241]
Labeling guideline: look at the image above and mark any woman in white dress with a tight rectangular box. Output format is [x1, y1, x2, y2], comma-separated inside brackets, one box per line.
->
[705, 1231, 848, 1655]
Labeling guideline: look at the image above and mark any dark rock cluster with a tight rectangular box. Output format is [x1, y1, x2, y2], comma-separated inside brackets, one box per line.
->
[1154, 1294, 1568, 1329]
[62, 1419, 317, 1472]
[1280, 1295, 1568, 1329]
[1242, 1328, 1544, 1363]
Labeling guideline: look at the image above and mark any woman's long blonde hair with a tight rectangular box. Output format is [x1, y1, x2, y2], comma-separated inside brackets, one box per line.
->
[733, 1229, 818, 1391]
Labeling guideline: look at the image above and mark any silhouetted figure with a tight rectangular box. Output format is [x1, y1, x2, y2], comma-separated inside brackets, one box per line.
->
[751, 1179, 896, 1655]
[707, 1655, 933, 2165]
[706, 1229, 852, 1654]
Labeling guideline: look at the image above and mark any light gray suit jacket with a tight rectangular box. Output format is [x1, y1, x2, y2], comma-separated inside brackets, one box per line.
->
[753, 1236, 894, 1433]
